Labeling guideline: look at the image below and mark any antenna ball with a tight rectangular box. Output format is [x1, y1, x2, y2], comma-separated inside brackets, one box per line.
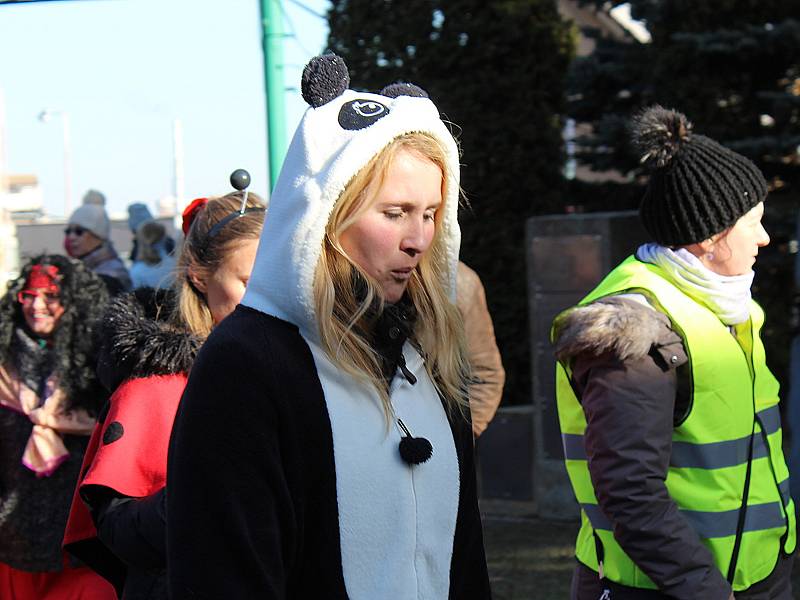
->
[230, 169, 251, 191]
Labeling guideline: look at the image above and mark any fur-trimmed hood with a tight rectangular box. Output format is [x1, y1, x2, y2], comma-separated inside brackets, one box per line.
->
[552, 296, 673, 363]
[96, 288, 202, 392]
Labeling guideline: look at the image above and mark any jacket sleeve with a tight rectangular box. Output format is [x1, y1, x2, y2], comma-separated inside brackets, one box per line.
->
[448, 407, 492, 598]
[572, 342, 732, 600]
[86, 487, 166, 569]
[167, 319, 294, 600]
[455, 262, 505, 437]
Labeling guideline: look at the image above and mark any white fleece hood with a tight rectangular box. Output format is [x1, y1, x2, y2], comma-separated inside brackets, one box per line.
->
[242, 54, 461, 340]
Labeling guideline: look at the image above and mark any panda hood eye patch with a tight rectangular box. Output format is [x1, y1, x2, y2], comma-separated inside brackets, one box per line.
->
[338, 99, 390, 130]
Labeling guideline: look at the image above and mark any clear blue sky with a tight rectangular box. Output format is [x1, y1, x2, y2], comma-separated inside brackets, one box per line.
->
[0, 0, 330, 218]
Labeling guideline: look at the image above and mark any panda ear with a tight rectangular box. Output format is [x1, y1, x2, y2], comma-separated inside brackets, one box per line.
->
[301, 54, 351, 108]
[380, 82, 429, 99]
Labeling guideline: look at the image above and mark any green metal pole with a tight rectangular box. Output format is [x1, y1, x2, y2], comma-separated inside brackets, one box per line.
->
[260, 0, 287, 190]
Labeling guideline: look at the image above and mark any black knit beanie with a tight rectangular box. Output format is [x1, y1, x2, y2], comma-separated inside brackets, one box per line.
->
[632, 105, 767, 246]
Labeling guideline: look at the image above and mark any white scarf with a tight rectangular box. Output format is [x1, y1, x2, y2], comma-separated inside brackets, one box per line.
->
[635, 243, 754, 325]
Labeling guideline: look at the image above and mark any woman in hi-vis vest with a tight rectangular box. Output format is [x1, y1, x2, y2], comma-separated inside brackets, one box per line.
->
[552, 106, 795, 600]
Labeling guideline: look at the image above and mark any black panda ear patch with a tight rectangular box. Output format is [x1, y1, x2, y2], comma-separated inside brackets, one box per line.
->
[301, 54, 350, 108]
[380, 82, 429, 99]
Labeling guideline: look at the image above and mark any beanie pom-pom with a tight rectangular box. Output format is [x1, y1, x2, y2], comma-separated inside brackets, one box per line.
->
[632, 105, 692, 169]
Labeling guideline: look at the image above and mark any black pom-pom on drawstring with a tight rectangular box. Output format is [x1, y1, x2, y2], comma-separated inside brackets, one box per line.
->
[301, 54, 350, 108]
[632, 105, 693, 169]
[397, 418, 433, 465]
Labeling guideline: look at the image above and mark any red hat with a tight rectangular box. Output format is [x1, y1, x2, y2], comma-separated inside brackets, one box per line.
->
[25, 264, 60, 291]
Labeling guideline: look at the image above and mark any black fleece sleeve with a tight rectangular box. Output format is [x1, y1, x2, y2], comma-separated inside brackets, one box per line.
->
[573, 347, 732, 600]
[166, 317, 294, 600]
[87, 487, 166, 569]
[448, 410, 492, 599]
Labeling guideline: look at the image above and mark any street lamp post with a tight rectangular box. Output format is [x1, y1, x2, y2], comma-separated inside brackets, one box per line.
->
[38, 108, 72, 217]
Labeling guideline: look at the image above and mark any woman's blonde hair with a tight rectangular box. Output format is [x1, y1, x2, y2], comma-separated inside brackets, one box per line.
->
[313, 132, 468, 419]
[174, 191, 265, 338]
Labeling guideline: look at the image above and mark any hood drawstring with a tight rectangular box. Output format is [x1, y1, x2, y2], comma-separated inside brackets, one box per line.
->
[397, 353, 417, 385]
[397, 417, 433, 465]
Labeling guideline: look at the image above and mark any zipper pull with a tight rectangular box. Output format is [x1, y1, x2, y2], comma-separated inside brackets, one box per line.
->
[397, 353, 417, 385]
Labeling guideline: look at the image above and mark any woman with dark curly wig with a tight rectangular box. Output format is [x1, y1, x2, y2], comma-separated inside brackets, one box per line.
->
[63, 190, 266, 599]
[0, 254, 115, 600]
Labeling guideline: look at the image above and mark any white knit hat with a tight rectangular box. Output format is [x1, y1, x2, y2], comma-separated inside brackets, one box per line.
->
[68, 203, 110, 240]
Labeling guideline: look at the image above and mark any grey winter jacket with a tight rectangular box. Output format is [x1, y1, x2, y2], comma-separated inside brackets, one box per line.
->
[553, 296, 734, 600]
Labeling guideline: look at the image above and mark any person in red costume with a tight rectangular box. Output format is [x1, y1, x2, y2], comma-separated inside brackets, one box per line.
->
[0, 255, 115, 600]
[63, 190, 265, 599]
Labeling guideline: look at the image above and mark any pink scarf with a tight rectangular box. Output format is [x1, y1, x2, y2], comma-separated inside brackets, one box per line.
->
[0, 364, 95, 477]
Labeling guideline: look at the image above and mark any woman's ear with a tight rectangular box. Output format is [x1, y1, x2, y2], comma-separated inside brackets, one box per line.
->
[188, 266, 207, 293]
[697, 237, 716, 253]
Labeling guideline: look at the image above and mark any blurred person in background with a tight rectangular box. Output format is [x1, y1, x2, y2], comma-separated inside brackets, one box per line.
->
[65, 190, 132, 294]
[127, 203, 175, 264]
[0, 254, 113, 600]
[129, 221, 177, 290]
[456, 261, 505, 438]
[64, 191, 265, 599]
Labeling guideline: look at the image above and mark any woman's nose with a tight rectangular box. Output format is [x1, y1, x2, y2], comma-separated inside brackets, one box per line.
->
[31, 294, 47, 309]
[400, 217, 430, 256]
[757, 224, 770, 247]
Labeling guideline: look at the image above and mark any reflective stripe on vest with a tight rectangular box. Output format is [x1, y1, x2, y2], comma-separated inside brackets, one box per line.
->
[554, 256, 797, 592]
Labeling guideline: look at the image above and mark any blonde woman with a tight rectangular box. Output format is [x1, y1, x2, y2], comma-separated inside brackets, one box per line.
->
[64, 191, 265, 599]
[167, 55, 490, 599]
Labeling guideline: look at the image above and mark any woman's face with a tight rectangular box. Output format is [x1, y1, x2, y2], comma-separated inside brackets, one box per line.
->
[64, 225, 103, 258]
[19, 287, 65, 337]
[705, 201, 770, 276]
[194, 238, 259, 326]
[340, 148, 443, 303]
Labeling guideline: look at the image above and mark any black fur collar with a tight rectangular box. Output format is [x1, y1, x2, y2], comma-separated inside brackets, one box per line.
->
[96, 288, 202, 392]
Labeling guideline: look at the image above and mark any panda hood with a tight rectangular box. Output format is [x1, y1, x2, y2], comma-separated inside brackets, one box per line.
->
[241, 54, 461, 341]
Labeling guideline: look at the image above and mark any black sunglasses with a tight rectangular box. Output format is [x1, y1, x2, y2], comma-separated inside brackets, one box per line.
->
[64, 226, 87, 236]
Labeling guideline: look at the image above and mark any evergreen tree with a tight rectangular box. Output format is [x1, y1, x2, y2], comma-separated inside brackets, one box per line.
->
[327, 0, 574, 407]
[570, 0, 800, 188]
[569, 0, 800, 387]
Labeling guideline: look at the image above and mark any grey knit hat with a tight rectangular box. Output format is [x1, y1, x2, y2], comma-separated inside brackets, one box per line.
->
[632, 105, 767, 246]
[68, 203, 110, 240]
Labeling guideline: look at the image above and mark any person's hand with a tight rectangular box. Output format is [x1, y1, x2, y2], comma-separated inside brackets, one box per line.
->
[729, 593, 735, 600]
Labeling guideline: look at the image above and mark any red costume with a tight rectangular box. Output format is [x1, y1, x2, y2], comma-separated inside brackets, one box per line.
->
[64, 375, 186, 588]
[63, 287, 200, 599]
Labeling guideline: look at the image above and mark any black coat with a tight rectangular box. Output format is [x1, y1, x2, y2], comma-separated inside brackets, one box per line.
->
[167, 305, 491, 599]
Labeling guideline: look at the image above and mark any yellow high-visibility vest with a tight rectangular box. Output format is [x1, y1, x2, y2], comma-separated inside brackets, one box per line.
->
[554, 256, 796, 591]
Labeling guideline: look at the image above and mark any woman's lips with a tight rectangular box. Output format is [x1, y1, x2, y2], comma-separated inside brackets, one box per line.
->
[391, 268, 413, 281]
